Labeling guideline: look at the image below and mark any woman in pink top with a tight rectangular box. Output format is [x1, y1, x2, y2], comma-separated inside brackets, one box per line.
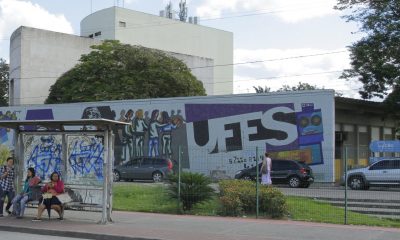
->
[33, 172, 64, 221]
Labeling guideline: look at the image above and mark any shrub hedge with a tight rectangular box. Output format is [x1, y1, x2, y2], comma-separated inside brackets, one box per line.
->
[219, 180, 288, 218]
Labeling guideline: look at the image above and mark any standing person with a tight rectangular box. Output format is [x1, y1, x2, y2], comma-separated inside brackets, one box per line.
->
[32, 172, 64, 221]
[0, 157, 15, 217]
[261, 152, 272, 186]
[12, 167, 41, 218]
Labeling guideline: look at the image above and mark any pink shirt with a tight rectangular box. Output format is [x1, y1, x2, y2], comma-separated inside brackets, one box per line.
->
[41, 180, 64, 195]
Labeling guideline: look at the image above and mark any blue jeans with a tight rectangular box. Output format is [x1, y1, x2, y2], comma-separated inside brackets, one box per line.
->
[12, 194, 29, 217]
[0, 188, 15, 215]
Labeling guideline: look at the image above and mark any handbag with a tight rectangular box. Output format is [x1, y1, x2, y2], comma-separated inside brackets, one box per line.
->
[42, 192, 53, 199]
[57, 192, 72, 204]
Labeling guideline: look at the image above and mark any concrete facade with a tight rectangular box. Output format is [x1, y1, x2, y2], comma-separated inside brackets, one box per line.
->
[333, 97, 399, 181]
[9, 27, 100, 105]
[81, 7, 233, 96]
[9, 26, 214, 105]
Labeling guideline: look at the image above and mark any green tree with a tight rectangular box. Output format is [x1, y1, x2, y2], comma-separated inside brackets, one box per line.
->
[0, 58, 9, 106]
[253, 86, 271, 93]
[168, 172, 214, 212]
[46, 40, 206, 103]
[277, 82, 318, 92]
[335, 0, 400, 100]
[253, 82, 343, 96]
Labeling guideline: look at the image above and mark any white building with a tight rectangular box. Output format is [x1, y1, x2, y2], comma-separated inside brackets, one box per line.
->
[81, 7, 233, 96]
[9, 27, 100, 106]
[9, 7, 233, 106]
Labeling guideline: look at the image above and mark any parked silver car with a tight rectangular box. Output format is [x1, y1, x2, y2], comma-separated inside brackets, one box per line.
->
[113, 157, 173, 182]
[341, 158, 400, 190]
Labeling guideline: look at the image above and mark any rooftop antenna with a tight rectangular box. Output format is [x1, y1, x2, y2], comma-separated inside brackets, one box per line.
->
[179, 0, 188, 22]
[165, 1, 173, 19]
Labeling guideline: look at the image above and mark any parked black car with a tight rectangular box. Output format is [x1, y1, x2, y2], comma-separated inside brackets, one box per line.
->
[113, 157, 173, 182]
[234, 159, 314, 188]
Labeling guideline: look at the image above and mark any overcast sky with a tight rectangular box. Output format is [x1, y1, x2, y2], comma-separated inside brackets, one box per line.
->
[0, 0, 365, 99]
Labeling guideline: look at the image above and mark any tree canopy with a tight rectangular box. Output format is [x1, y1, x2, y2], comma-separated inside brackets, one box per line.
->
[335, 0, 400, 100]
[46, 40, 206, 104]
[253, 82, 318, 93]
[253, 82, 343, 96]
[0, 58, 9, 106]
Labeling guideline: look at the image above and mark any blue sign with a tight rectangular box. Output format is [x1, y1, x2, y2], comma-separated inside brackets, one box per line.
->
[369, 140, 400, 152]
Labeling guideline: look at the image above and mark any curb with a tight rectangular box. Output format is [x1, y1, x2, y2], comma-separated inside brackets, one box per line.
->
[0, 225, 160, 240]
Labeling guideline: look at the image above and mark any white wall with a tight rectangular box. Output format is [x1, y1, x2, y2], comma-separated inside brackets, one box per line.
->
[9, 27, 100, 105]
[81, 7, 233, 95]
[9, 26, 213, 105]
[0, 90, 336, 182]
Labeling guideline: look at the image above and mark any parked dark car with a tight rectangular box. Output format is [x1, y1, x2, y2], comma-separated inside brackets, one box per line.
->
[113, 157, 173, 182]
[234, 159, 314, 188]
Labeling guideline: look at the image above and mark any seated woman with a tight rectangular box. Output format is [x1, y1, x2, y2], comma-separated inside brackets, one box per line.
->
[32, 171, 64, 221]
[12, 167, 41, 219]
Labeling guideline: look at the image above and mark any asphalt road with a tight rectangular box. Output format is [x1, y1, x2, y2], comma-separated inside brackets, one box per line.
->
[0, 231, 91, 240]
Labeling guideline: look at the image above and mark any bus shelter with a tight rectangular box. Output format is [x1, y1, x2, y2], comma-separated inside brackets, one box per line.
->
[0, 119, 130, 224]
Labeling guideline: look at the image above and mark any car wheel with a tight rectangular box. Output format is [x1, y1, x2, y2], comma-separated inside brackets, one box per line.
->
[152, 171, 163, 182]
[113, 171, 121, 182]
[288, 176, 301, 188]
[349, 176, 364, 190]
[241, 175, 253, 181]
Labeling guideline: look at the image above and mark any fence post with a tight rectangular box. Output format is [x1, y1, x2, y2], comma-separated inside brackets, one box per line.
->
[344, 146, 348, 225]
[178, 145, 182, 212]
[256, 146, 259, 219]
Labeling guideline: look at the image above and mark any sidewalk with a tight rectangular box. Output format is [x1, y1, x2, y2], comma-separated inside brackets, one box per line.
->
[0, 208, 399, 240]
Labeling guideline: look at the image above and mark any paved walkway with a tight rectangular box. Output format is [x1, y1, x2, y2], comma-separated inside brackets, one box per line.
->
[0, 208, 399, 240]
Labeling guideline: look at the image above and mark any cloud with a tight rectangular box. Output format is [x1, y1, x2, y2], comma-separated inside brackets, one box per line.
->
[196, 0, 338, 23]
[0, 0, 73, 60]
[0, 0, 73, 40]
[232, 48, 363, 98]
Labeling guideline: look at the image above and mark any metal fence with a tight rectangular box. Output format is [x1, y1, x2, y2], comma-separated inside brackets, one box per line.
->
[113, 145, 400, 226]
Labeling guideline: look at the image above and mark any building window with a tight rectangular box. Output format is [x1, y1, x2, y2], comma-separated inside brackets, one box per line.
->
[94, 31, 102, 37]
[119, 21, 126, 27]
[88, 34, 93, 38]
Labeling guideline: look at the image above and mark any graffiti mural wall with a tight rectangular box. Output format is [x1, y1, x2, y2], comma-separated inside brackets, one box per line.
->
[23, 135, 62, 180]
[66, 135, 104, 185]
[0, 91, 335, 182]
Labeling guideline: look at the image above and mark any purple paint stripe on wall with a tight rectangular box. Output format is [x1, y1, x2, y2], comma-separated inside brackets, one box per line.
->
[185, 103, 294, 122]
[24, 109, 54, 131]
[26, 109, 54, 120]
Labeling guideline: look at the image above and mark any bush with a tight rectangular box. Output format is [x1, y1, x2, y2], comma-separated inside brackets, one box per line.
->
[218, 180, 288, 218]
[168, 172, 215, 212]
[0, 145, 10, 166]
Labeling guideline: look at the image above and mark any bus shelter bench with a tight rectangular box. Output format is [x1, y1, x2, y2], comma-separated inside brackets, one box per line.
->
[28, 186, 101, 215]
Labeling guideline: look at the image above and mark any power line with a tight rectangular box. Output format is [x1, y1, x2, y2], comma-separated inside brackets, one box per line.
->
[1, 2, 337, 40]
[9, 70, 348, 101]
[192, 50, 348, 69]
[7, 49, 348, 79]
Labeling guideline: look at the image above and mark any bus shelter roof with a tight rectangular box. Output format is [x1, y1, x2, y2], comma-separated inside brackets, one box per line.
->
[0, 118, 130, 130]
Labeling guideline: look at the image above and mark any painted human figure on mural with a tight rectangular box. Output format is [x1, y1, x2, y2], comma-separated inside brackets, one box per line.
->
[132, 109, 148, 157]
[159, 111, 177, 158]
[122, 109, 134, 161]
[175, 109, 186, 125]
[148, 110, 167, 157]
